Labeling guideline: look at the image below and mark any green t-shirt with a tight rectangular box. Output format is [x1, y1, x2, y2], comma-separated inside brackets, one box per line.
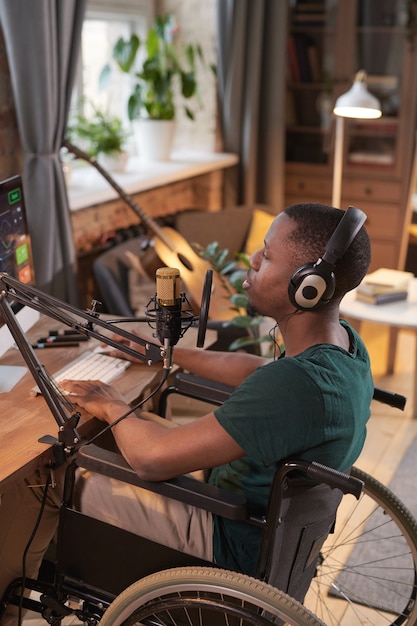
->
[209, 320, 373, 575]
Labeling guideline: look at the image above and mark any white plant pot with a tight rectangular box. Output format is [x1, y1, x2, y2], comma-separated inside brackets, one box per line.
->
[134, 119, 176, 161]
[99, 151, 129, 173]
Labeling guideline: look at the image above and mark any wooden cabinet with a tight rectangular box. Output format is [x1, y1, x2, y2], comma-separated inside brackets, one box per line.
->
[284, 1, 417, 271]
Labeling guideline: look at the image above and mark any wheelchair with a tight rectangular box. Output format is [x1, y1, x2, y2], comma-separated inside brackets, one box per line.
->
[2, 375, 417, 626]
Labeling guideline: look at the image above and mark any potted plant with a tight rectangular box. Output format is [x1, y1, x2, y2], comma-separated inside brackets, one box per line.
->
[66, 108, 131, 172]
[195, 241, 278, 356]
[100, 13, 205, 160]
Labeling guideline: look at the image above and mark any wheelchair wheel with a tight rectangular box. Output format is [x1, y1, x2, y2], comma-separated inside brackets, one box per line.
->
[99, 566, 324, 625]
[305, 466, 417, 625]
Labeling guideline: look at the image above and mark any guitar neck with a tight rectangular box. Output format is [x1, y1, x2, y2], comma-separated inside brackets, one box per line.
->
[63, 141, 176, 252]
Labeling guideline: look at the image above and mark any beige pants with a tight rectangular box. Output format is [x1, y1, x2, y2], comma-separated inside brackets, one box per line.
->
[74, 468, 213, 560]
[0, 412, 213, 624]
[73, 410, 213, 559]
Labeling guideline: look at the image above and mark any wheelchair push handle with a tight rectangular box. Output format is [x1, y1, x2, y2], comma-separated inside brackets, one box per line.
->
[373, 386, 406, 410]
[307, 461, 363, 499]
[280, 460, 363, 500]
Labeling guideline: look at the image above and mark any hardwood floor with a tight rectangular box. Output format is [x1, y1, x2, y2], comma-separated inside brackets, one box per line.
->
[353, 321, 417, 486]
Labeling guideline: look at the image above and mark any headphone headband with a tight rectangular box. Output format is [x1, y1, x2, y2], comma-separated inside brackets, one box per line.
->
[288, 205, 367, 311]
[322, 206, 366, 266]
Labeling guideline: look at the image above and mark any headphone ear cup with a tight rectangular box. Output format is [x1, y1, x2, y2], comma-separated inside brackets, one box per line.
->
[289, 263, 336, 311]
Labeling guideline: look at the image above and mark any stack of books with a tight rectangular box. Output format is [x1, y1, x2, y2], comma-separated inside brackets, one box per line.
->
[356, 268, 414, 305]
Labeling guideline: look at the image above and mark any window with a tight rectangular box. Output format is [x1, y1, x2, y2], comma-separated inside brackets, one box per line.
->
[71, 0, 154, 127]
[67, 0, 217, 169]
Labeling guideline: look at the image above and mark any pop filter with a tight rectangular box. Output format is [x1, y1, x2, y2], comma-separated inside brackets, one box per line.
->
[197, 270, 213, 348]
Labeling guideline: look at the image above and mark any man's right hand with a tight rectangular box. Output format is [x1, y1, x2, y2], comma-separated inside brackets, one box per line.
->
[102, 329, 159, 364]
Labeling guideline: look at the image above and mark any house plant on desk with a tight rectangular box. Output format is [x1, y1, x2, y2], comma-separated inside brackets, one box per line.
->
[66, 108, 131, 173]
[100, 13, 205, 161]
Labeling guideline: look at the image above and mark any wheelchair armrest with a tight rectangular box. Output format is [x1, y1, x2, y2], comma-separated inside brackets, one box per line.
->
[173, 374, 406, 413]
[76, 443, 248, 521]
[158, 372, 235, 416]
[171, 372, 235, 404]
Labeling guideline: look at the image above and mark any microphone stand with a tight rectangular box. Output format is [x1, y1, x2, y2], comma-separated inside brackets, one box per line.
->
[0, 273, 167, 464]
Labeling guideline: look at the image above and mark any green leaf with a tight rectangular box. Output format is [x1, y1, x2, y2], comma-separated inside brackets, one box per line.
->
[205, 241, 221, 257]
[228, 336, 259, 352]
[146, 29, 159, 59]
[113, 34, 140, 73]
[98, 63, 112, 92]
[127, 85, 143, 121]
[213, 248, 229, 267]
[181, 72, 196, 98]
[196, 44, 204, 64]
[228, 269, 247, 289]
[220, 260, 239, 275]
[236, 252, 251, 267]
[184, 106, 195, 120]
[184, 43, 195, 68]
[230, 315, 256, 328]
[230, 294, 249, 308]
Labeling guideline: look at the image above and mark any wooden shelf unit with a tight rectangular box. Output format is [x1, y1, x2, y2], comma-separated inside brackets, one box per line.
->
[284, 0, 417, 271]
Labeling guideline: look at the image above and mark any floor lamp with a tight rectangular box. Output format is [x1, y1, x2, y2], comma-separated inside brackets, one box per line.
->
[332, 70, 382, 208]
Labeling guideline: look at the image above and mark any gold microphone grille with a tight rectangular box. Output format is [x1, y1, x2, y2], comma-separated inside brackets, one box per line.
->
[156, 267, 180, 305]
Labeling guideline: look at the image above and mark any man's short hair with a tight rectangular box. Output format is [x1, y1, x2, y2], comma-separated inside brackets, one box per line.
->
[284, 202, 371, 300]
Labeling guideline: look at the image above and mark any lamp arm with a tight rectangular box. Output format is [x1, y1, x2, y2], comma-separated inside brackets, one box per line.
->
[331, 116, 344, 208]
[0, 273, 164, 461]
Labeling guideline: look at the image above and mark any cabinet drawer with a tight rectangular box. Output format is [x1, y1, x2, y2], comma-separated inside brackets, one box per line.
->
[353, 203, 401, 239]
[343, 180, 401, 203]
[286, 176, 401, 206]
[285, 175, 331, 200]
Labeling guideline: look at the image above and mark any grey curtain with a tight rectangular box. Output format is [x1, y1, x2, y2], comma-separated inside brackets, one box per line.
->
[217, 0, 287, 210]
[0, 0, 86, 303]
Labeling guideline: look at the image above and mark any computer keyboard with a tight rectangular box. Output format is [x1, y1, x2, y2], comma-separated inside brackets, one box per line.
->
[32, 350, 131, 395]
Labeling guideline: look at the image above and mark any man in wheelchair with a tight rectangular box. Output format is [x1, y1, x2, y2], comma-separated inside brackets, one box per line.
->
[0, 202, 372, 624]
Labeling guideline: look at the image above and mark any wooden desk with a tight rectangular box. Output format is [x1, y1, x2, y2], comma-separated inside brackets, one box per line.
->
[0, 316, 213, 493]
[340, 278, 417, 418]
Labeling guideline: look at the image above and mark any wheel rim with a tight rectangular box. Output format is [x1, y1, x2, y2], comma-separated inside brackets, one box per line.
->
[305, 467, 417, 625]
[125, 595, 279, 625]
[100, 567, 324, 626]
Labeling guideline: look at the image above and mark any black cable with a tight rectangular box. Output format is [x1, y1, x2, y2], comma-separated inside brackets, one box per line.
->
[86, 367, 171, 446]
[14, 367, 170, 624]
[18, 474, 52, 626]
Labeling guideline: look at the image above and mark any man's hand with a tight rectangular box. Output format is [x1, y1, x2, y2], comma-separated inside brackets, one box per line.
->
[102, 329, 159, 364]
[60, 379, 130, 424]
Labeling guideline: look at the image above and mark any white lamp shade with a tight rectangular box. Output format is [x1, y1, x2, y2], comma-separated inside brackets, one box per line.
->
[333, 75, 382, 119]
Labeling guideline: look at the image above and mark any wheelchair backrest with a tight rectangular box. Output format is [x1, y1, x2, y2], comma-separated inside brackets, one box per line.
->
[261, 479, 342, 602]
[255, 460, 360, 603]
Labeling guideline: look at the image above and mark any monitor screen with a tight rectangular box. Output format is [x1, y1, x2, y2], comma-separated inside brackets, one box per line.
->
[0, 174, 39, 358]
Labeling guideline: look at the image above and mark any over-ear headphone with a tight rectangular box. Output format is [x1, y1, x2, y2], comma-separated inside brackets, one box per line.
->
[288, 205, 367, 311]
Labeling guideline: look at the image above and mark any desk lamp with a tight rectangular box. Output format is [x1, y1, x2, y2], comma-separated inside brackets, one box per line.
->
[332, 70, 382, 208]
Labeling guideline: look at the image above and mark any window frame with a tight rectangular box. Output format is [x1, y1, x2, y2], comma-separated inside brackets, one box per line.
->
[72, 0, 155, 119]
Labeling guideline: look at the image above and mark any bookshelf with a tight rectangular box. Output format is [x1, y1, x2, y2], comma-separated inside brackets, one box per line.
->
[284, 0, 417, 271]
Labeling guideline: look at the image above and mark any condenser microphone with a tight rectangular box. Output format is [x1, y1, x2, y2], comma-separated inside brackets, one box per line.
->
[155, 267, 182, 369]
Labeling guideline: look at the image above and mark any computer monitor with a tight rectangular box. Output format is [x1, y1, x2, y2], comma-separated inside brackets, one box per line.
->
[0, 174, 39, 361]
